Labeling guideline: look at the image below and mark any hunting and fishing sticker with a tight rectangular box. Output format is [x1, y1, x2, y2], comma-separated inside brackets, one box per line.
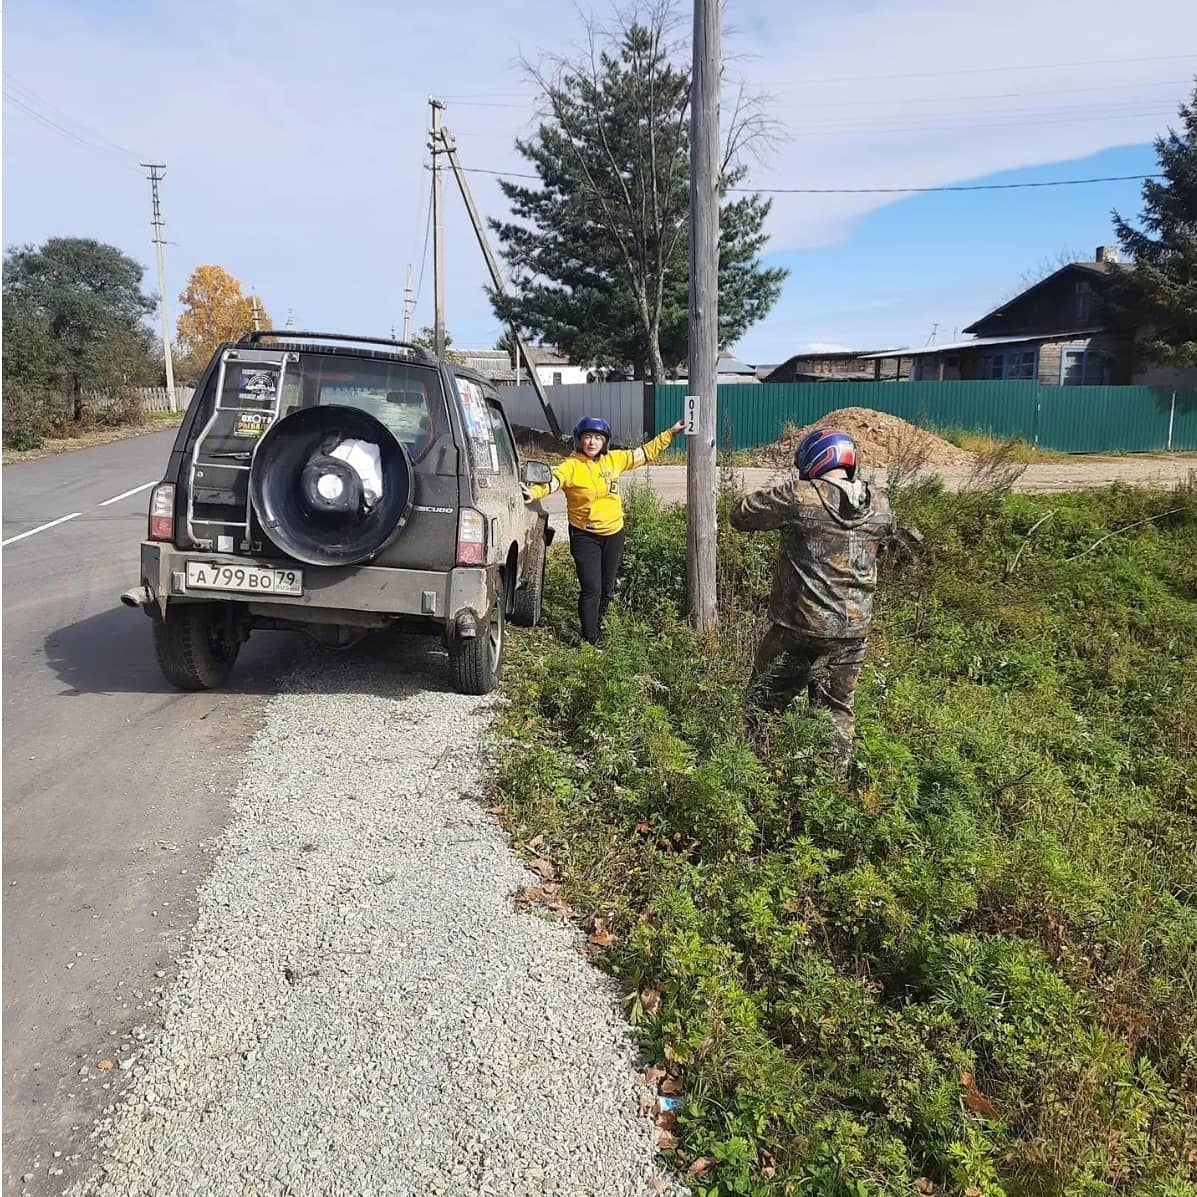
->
[233, 411, 273, 438]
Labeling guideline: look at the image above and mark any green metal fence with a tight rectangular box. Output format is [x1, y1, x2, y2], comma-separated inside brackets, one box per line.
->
[652, 381, 1197, 455]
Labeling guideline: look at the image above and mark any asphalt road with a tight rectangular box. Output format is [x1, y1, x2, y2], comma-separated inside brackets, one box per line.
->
[1, 430, 304, 1195]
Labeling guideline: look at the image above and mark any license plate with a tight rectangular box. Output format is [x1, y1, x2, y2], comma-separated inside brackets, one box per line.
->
[185, 560, 303, 596]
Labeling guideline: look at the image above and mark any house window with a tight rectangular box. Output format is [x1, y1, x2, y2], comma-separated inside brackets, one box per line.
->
[552, 371, 563, 385]
[978, 349, 1037, 380]
[1061, 348, 1111, 386]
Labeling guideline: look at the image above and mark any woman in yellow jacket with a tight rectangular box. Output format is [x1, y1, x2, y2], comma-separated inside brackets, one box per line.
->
[523, 416, 684, 645]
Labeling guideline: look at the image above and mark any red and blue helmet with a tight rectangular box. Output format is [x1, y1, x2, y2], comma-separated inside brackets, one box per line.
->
[573, 416, 611, 453]
[795, 427, 857, 480]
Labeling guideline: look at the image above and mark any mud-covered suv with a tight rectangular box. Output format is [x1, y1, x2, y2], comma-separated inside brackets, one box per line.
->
[122, 331, 554, 695]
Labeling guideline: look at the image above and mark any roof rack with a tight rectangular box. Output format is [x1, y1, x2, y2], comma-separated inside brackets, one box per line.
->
[237, 330, 437, 359]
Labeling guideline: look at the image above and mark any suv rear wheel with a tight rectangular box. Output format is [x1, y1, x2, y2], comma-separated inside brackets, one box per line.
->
[153, 603, 241, 691]
[450, 576, 505, 696]
[510, 537, 545, 628]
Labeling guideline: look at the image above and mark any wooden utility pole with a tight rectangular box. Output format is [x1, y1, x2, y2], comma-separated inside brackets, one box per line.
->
[686, 0, 720, 632]
[141, 163, 178, 412]
[430, 98, 447, 359]
[437, 116, 563, 439]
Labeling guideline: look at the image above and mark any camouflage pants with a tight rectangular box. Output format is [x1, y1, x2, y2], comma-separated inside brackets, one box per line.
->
[747, 626, 869, 759]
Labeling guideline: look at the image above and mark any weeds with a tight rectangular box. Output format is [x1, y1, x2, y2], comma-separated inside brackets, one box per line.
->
[497, 481, 1197, 1195]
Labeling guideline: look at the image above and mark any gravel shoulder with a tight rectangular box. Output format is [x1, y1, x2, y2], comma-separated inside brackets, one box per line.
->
[70, 638, 679, 1197]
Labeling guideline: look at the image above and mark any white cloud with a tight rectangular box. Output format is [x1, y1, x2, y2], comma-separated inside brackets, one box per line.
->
[3, 0, 1194, 357]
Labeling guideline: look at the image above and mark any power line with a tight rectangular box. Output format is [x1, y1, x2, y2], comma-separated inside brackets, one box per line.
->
[412, 175, 435, 314]
[737, 174, 1162, 195]
[456, 165, 1162, 195]
[3, 81, 141, 160]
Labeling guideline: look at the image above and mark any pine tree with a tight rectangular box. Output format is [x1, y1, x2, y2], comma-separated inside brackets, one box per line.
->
[490, 14, 786, 382]
[1110, 82, 1197, 366]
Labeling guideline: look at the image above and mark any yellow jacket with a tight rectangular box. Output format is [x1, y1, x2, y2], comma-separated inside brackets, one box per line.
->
[529, 429, 676, 535]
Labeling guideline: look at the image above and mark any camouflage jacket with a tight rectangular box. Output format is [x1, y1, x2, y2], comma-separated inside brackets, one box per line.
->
[730, 474, 896, 637]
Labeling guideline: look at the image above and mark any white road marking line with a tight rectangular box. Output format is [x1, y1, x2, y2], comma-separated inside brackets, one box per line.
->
[99, 480, 156, 507]
[2, 512, 83, 548]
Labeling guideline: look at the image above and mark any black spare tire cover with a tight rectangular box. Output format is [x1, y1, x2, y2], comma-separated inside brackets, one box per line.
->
[249, 405, 414, 567]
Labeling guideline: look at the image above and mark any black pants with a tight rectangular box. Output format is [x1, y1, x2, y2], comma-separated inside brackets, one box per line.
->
[568, 526, 626, 644]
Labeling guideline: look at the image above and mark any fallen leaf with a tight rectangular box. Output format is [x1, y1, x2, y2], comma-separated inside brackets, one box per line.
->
[965, 1188, 983, 1197]
[588, 917, 618, 947]
[761, 1149, 777, 1179]
[659, 1074, 684, 1096]
[782, 897, 800, 913]
[96, 1059, 114, 1072]
[526, 833, 545, 851]
[960, 1070, 1000, 1119]
[484, 804, 506, 816]
[528, 857, 556, 882]
[654, 1127, 678, 1151]
[640, 1094, 656, 1116]
[687, 1157, 715, 1179]
[655, 1108, 679, 1134]
[647, 1178, 667, 1196]
[913, 1179, 935, 1195]
[634, 821, 651, 834]
[663, 1042, 683, 1062]
[640, 986, 662, 1015]
[642, 1065, 667, 1086]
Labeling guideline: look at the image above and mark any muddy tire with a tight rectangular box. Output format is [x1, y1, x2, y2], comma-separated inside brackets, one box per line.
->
[450, 576, 505, 695]
[510, 538, 546, 628]
[152, 603, 240, 691]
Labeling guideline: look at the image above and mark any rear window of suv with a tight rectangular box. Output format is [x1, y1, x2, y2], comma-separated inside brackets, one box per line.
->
[279, 355, 444, 459]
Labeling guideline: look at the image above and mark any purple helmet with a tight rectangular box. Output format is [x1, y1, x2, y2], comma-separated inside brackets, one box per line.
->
[573, 416, 611, 453]
[795, 427, 857, 480]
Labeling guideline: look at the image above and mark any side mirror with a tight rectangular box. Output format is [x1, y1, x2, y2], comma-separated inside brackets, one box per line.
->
[521, 460, 552, 486]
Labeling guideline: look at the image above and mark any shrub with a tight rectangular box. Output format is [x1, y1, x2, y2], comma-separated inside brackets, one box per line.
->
[497, 481, 1197, 1194]
[2, 384, 52, 449]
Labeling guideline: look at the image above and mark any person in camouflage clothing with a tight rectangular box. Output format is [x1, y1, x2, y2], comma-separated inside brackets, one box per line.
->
[730, 427, 902, 766]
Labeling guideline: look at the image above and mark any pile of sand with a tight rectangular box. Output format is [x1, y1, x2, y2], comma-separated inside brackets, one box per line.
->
[762, 407, 972, 469]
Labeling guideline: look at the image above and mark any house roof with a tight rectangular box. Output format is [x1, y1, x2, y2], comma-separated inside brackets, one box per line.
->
[717, 356, 757, 375]
[457, 350, 519, 381]
[962, 260, 1122, 334]
[859, 329, 1104, 360]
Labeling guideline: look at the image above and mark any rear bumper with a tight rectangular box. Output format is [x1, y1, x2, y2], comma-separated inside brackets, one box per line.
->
[133, 542, 491, 631]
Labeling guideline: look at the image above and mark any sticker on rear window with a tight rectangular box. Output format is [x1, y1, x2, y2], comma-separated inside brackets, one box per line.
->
[233, 411, 273, 438]
[239, 369, 278, 395]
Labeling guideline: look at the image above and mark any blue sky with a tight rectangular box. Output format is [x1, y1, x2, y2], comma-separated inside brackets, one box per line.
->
[3, 0, 1194, 368]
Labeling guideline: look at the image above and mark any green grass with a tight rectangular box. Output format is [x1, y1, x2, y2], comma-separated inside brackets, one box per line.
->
[495, 480, 1197, 1196]
[933, 427, 1069, 462]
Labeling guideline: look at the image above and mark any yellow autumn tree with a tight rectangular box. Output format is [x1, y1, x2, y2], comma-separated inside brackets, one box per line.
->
[175, 265, 269, 367]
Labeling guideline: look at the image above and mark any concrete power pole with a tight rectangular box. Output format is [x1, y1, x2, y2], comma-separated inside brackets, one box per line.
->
[141, 163, 178, 412]
[686, 0, 720, 633]
[430, 98, 447, 359]
[402, 264, 414, 342]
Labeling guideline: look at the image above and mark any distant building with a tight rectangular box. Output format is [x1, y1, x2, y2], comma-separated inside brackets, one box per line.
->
[456, 346, 591, 387]
[858, 247, 1135, 384]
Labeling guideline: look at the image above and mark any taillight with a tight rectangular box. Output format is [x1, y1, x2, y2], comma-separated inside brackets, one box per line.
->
[456, 508, 486, 565]
[148, 483, 175, 541]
